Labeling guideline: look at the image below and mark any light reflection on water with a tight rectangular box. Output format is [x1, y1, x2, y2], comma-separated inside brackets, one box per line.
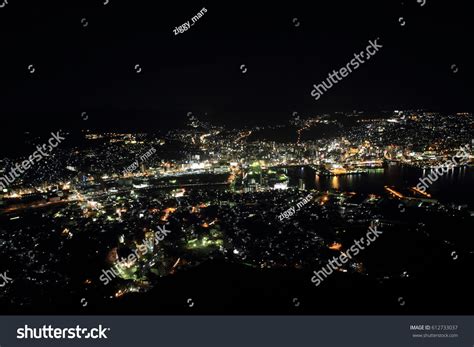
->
[289, 165, 474, 208]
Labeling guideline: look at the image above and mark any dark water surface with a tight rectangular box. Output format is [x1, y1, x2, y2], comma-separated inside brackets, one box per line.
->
[288, 164, 474, 208]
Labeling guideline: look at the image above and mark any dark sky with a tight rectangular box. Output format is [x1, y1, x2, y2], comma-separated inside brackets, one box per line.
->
[0, 0, 472, 132]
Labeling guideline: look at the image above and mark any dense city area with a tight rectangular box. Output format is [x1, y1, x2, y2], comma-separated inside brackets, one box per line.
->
[1, 110, 473, 313]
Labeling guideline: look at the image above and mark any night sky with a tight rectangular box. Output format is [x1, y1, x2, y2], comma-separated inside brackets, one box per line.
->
[0, 0, 472, 133]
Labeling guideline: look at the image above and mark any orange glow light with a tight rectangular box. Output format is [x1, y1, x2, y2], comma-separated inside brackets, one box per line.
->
[329, 242, 343, 251]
